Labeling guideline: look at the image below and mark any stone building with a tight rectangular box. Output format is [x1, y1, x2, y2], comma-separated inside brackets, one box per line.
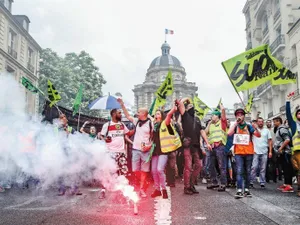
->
[242, 0, 300, 120]
[0, 0, 41, 115]
[133, 42, 198, 111]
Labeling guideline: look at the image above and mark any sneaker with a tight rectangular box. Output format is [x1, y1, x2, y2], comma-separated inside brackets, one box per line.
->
[281, 185, 294, 193]
[207, 184, 219, 189]
[260, 184, 265, 189]
[249, 184, 254, 189]
[162, 189, 168, 199]
[217, 186, 226, 192]
[184, 187, 193, 195]
[277, 185, 286, 191]
[151, 189, 161, 198]
[99, 189, 106, 199]
[293, 176, 297, 184]
[202, 178, 208, 184]
[244, 189, 252, 198]
[3, 184, 11, 189]
[139, 189, 147, 198]
[235, 190, 244, 199]
[191, 186, 199, 194]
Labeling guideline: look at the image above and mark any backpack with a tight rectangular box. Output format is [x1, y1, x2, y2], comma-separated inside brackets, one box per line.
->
[133, 118, 153, 141]
[278, 127, 293, 148]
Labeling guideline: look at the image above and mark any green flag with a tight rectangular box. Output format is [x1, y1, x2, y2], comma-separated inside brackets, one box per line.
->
[221, 44, 296, 92]
[47, 80, 61, 107]
[245, 92, 254, 113]
[72, 84, 83, 116]
[21, 77, 44, 95]
[155, 70, 174, 104]
[193, 96, 210, 120]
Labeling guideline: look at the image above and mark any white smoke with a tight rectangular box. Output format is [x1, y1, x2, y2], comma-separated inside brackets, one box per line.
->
[0, 74, 131, 194]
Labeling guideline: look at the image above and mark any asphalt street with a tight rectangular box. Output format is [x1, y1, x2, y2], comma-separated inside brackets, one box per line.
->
[0, 180, 300, 225]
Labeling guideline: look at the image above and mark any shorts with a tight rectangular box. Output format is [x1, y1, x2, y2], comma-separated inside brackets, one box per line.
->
[110, 152, 128, 176]
[132, 149, 150, 172]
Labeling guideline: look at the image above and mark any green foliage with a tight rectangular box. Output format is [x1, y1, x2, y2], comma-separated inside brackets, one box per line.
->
[38, 48, 106, 116]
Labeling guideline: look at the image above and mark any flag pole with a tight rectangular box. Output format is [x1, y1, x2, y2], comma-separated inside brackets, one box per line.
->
[77, 106, 81, 131]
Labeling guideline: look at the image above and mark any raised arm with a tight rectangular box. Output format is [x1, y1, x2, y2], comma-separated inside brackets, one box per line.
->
[286, 95, 296, 135]
[165, 104, 177, 126]
[117, 98, 134, 123]
[80, 121, 89, 134]
[177, 98, 189, 115]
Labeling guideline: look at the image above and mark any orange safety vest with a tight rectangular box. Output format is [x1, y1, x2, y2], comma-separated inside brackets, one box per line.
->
[234, 125, 254, 155]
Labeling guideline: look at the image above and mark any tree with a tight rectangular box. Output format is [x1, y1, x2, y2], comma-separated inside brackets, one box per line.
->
[38, 48, 106, 116]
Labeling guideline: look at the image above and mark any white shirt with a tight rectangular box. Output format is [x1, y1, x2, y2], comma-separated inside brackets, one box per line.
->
[253, 127, 272, 154]
[132, 118, 153, 151]
[100, 121, 129, 153]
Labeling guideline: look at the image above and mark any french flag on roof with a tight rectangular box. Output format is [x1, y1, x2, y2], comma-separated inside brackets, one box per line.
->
[165, 29, 174, 34]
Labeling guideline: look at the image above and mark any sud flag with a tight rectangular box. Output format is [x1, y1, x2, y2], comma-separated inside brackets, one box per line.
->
[47, 80, 61, 107]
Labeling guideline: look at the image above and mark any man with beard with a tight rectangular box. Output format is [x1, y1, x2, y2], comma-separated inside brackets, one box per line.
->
[228, 109, 261, 199]
[118, 99, 153, 198]
[177, 98, 211, 195]
[250, 117, 272, 189]
[266, 120, 277, 183]
[100, 109, 133, 176]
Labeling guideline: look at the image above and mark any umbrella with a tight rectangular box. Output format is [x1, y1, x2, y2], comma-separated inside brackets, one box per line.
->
[89, 95, 132, 110]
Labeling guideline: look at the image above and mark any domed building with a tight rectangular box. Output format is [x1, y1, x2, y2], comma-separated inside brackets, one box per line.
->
[133, 42, 198, 111]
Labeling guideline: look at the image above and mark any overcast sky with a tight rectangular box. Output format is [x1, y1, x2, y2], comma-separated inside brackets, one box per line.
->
[13, 0, 247, 108]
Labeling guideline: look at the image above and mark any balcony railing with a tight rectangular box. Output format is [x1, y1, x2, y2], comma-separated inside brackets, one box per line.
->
[27, 62, 35, 73]
[256, 81, 271, 96]
[262, 26, 269, 36]
[8, 46, 17, 59]
[246, 42, 252, 50]
[270, 35, 285, 53]
[291, 57, 298, 68]
[274, 8, 281, 23]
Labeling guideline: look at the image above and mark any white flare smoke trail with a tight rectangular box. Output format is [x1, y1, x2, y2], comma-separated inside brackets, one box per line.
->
[0, 74, 132, 195]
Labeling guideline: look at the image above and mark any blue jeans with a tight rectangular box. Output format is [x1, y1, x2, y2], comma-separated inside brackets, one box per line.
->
[204, 149, 211, 178]
[209, 145, 227, 185]
[250, 154, 268, 185]
[151, 155, 168, 190]
[235, 154, 253, 190]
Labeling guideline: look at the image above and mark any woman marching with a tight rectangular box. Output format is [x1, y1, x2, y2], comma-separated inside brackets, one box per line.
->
[150, 103, 182, 199]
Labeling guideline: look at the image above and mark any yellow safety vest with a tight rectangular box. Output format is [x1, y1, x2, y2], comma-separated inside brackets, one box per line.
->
[208, 120, 227, 145]
[159, 120, 182, 153]
[292, 132, 300, 152]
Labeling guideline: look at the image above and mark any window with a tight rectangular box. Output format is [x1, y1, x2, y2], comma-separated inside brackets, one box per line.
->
[276, 26, 281, 37]
[27, 48, 34, 65]
[263, 15, 268, 29]
[0, 0, 11, 11]
[23, 20, 28, 31]
[8, 29, 17, 59]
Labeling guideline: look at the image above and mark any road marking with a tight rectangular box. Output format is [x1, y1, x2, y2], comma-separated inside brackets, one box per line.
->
[231, 192, 300, 224]
[194, 216, 207, 220]
[153, 187, 172, 225]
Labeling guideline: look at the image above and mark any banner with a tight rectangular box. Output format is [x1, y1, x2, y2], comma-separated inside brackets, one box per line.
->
[222, 45, 284, 92]
[72, 84, 83, 116]
[21, 77, 44, 95]
[271, 67, 297, 85]
[155, 70, 174, 100]
[47, 80, 61, 107]
[245, 92, 254, 113]
[193, 96, 210, 120]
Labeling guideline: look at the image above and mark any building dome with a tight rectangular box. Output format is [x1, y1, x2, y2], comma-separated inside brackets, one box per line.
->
[149, 42, 182, 69]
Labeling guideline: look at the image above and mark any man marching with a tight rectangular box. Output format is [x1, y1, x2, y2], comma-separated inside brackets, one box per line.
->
[206, 104, 228, 192]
